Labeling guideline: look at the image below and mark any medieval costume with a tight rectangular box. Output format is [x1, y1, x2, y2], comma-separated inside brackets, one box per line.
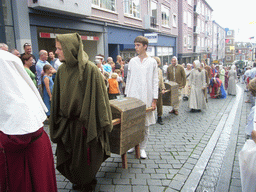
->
[166, 56, 186, 115]
[125, 55, 158, 157]
[210, 77, 227, 99]
[188, 60, 207, 112]
[227, 65, 237, 95]
[0, 50, 57, 192]
[50, 33, 113, 191]
[219, 65, 225, 86]
[183, 64, 192, 100]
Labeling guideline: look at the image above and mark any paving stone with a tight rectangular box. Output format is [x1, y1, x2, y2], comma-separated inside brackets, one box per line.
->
[150, 174, 166, 179]
[99, 184, 115, 192]
[147, 179, 162, 186]
[114, 185, 132, 192]
[149, 186, 165, 192]
[131, 178, 147, 185]
[132, 186, 149, 192]
[169, 180, 184, 191]
[57, 182, 68, 189]
[113, 178, 130, 185]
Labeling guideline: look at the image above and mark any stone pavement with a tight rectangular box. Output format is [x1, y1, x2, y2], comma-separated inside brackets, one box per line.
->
[44, 83, 251, 192]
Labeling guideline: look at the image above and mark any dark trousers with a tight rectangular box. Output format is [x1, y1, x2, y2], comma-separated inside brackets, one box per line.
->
[157, 91, 163, 117]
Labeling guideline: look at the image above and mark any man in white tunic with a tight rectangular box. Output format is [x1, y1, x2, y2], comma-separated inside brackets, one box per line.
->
[125, 36, 158, 159]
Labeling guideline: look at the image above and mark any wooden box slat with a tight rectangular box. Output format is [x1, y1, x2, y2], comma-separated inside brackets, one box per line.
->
[109, 97, 146, 155]
[163, 81, 179, 106]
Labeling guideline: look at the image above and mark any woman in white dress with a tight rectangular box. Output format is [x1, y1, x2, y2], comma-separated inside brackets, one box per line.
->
[227, 65, 237, 95]
[188, 60, 207, 112]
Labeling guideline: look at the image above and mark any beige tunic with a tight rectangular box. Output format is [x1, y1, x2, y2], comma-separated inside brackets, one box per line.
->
[188, 69, 207, 110]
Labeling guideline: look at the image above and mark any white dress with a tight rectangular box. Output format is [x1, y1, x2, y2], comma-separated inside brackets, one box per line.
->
[188, 69, 207, 110]
[125, 56, 159, 126]
[227, 70, 237, 95]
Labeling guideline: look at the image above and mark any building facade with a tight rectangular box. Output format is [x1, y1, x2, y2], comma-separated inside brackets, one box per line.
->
[178, 0, 213, 65]
[0, 0, 178, 65]
[224, 28, 235, 65]
[235, 42, 253, 62]
[212, 20, 225, 63]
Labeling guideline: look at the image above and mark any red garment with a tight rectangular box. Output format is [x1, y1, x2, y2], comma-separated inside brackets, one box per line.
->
[210, 79, 222, 98]
[0, 128, 57, 192]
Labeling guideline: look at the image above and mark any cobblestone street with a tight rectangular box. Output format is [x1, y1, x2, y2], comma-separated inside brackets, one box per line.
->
[44, 83, 250, 192]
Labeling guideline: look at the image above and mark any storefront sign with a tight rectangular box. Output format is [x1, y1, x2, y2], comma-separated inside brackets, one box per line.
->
[144, 33, 158, 44]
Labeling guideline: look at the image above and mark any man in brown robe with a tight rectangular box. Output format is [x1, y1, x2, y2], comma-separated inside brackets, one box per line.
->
[50, 33, 113, 191]
[166, 56, 186, 115]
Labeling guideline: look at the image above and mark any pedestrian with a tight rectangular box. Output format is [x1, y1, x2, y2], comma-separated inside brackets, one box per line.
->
[225, 66, 229, 90]
[0, 43, 8, 51]
[247, 78, 256, 138]
[166, 56, 186, 115]
[219, 65, 225, 86]
[21, 54, 37, 87]
[162, 62, 168, 79]
[103, 57, 112, 73]
[36, 50, 50, 96]
[115, 69, 124, 95]
[188, 60, 207, 112]
[115, 55, 122, 69]
[42, 64, 55, 117]
[11, 48, 21, 58]
[154, 57, 166, 125]
[49, 50, 62, 70]
[210, 64, 218, 78]
[200, 62, 210, 102]
[0, 50, 57, 192]
[209, 77, 226, 99]
[108, 72, 120, 99]
[125, 36, 158, 159]
[227, 65, 238, 96]
[183, 63, 192, 100]
[20, 43, 37, 74]
[50, 33, 113, 191]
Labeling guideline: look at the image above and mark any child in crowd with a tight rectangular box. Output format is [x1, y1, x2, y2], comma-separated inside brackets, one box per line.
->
[115, 69, 124, 95]
[108, 73, 120, 100]
[42, 64, 55, 117]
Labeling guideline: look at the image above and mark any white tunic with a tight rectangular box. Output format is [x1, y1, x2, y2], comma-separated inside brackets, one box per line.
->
[125, 56, 159, 126]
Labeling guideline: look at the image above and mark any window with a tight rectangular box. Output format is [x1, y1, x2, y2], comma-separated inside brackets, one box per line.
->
[92, 0, 116, 11]
[227, 31, 232, 36]
[161, 5, 170, 26]
[151, 1, 157, 20]
[172, 14, 177, 27]
[226, 56, 231, 61]
[188, 35, 192, 49]
[184, 35, 187, 47]
[226, 47, 231, 52]
[183, 10, 187, 24]
[188, 12, 192, 28]
[124, 0, 140, 18]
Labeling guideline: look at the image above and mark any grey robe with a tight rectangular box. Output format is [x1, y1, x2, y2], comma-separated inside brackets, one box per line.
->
[227, 70, 237, 95]
[188, 69, 207, 110]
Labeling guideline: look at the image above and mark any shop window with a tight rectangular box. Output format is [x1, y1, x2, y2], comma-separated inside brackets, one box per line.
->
[161, 5, 170, 27]
[124, 0, 140, 18]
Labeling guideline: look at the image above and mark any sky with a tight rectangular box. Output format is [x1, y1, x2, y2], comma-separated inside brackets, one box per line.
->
[207, 0, 256, 42]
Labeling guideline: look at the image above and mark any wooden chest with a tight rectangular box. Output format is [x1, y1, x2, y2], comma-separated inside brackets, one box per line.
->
[162, 81, 179, 106]
[109, 97, 146, 155]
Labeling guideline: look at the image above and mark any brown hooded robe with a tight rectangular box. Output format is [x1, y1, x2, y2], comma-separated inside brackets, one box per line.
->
[49, 33, 113, 185]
